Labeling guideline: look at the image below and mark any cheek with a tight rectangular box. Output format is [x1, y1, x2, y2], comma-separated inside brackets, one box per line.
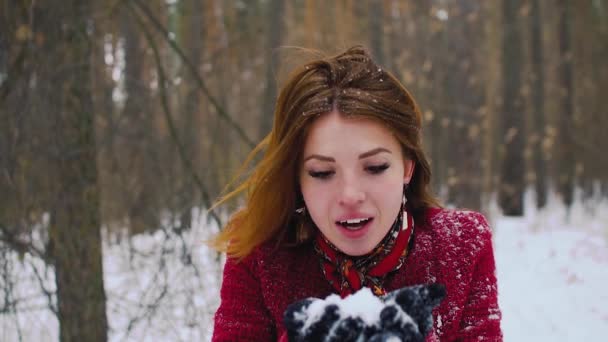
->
[300, 179, 331, 216]
[368, 173, 404, 211]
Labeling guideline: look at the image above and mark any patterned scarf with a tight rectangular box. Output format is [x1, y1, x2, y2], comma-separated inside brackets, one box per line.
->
[314, 207, 415, 298]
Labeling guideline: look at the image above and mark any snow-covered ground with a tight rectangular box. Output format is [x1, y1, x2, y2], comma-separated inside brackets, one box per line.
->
[496, 190, 608, 341]
[0, 208, 225, 342]
[1, 192, 607, 341]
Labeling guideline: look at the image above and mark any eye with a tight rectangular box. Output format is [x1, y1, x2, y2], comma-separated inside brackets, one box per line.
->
[366, 163, 390, 174]
[308, 170, 335, 179]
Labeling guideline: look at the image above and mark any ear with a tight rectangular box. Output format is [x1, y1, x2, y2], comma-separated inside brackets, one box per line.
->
[403, 159, 416, 184]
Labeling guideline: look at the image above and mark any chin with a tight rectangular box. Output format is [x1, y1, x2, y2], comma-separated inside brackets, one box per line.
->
[339, 243, 374, 257]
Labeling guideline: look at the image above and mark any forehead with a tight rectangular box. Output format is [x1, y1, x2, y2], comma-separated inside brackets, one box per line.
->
[303, 110, 400, 154]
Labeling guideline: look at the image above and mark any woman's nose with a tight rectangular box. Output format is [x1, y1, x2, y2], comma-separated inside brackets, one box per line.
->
[338, 179, 365, 206]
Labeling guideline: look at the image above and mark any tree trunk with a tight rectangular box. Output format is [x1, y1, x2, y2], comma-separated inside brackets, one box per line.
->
[556, 0, 575, 208]
[45, 0, 108, 340]
[120, 4, 159, 234]
[499, 0, 525, 215]
[443, 0, 483, 210]
[259, 0, 285, 139]
[481, 0, 501, 214]
[369, 0, 385, 65]
[529, 0, 547, 208]
[178, 0, 205, 229]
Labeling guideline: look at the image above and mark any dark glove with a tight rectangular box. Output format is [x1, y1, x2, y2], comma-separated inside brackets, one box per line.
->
[381, 283, 446, 337]
[283, 283, 446, 342]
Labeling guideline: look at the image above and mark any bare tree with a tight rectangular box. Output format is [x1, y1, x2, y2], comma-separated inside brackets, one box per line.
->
[528, 0, 548, 208]
[260, 0, 286, 139]
[43, 0, 108, 340]
[499, 0, 526, 215]
[555, 0, 575, 208]
[368, 0, 385, 65]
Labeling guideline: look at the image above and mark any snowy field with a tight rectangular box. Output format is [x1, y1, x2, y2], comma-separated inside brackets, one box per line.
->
[1, 192, 607, 341]
[0, 208, 225, 342]
[495, 190, 608, 341]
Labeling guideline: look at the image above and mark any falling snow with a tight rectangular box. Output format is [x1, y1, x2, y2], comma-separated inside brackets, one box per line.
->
[1, 193, 607, 341]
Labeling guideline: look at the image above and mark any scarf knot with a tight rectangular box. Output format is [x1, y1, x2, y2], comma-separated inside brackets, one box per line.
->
[314, 208, 415, 298]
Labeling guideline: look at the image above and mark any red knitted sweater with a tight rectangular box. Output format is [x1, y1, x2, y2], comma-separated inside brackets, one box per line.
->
[212, 208, 503, 341]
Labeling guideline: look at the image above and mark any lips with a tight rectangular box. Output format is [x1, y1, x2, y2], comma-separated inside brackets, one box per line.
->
[336, 217, 373, 230]
[334, 216, 374, 239]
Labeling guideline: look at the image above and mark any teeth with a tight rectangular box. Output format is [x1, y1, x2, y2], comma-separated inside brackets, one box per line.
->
[339, 218, 370, 225]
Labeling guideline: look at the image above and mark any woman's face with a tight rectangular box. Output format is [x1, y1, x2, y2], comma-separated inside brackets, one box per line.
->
[299, 110, 414, 256]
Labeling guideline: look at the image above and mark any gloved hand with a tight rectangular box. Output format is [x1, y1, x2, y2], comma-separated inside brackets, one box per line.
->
[283, 283, 445, 342]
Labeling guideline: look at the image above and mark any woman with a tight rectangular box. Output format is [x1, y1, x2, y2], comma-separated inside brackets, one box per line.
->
[211, 46, 502, 341]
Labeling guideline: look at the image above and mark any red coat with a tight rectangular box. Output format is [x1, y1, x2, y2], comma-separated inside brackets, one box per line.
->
[213, 208, 503, 341]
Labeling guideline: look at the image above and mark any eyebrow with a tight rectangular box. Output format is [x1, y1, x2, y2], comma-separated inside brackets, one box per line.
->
[303, 147, 391, 163]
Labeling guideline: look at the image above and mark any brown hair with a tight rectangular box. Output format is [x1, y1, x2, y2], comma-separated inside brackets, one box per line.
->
[210, 46, 440, 259]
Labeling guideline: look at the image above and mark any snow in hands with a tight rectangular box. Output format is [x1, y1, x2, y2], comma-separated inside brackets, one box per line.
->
[283, 284, 446, 342]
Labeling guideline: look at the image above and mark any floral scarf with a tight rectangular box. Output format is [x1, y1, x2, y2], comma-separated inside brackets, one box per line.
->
[314, 207, 415, 297]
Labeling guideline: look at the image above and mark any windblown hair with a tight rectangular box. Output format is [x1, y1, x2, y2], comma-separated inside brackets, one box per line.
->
[211, 46, 440, 259]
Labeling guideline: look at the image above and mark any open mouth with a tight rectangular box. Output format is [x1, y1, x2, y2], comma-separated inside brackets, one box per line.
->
[336, 217, 373, 230]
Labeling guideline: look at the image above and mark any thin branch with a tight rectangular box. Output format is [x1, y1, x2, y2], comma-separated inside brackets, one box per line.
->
[0, 248, 22, 342]
[0, 224, 48, 263]
[120, 229, 172, 340]
[128, 3, 222, 229]
[27, 258, 57, 316]
[128, 0, 256, 149]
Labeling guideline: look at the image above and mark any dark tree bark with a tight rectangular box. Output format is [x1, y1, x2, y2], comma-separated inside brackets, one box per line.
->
[178, 0, 205, 230]
[369, 0, 385, 66]
[44, 0, 109, 340]
[442, 0, 484, 210]
[529, 0, 547, 208]
[556, 0, 575, 207]
[409, 0, 447, 198]
[259, 0, 285, 139]
[480, 0, 502, 214]
[120, 5, 159, 234]
[499, 0, 525, 215]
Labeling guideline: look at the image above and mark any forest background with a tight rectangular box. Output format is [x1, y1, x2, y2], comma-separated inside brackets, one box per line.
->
[1, 0, 607, 341]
